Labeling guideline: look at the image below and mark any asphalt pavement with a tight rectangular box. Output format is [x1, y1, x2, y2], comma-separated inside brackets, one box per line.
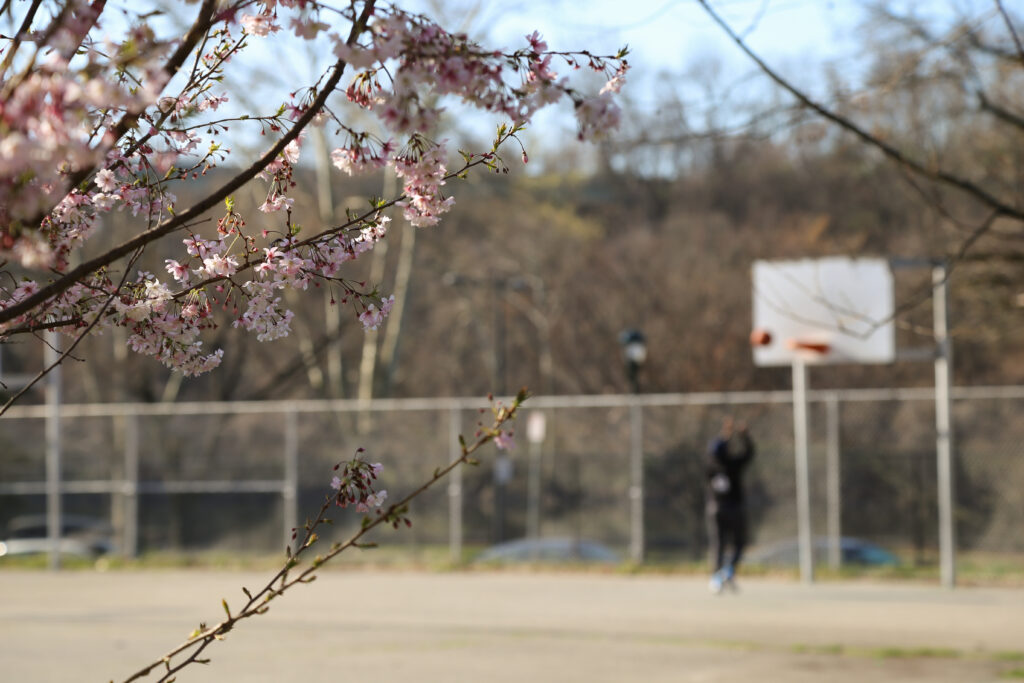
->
[2, 570, 1022, 682]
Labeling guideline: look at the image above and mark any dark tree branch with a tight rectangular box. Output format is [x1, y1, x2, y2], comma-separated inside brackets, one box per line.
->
[698, 0, 1024, 227]
[978, 92, 1024, 132]
[995, 0, 1024, 65]
[0, 0, 43, 77]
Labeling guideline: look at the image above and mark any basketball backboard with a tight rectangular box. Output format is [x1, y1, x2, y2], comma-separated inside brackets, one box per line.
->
[751, 257, 895, 366]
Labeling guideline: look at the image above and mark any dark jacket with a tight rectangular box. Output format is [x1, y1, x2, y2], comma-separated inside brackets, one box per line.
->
[706, 432, 755, 508]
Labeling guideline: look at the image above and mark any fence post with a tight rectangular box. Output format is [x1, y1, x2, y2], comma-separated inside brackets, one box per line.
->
[526, 412, 545, 545]
[826, 393, 841, 570]
[628, 400, 644, 564]
[934, 265, 956, 588]
[123, 412, 139, 558]
[283, 409, 299, 554]
[448, 407, 463, 564]
[45, 331, 62, 571]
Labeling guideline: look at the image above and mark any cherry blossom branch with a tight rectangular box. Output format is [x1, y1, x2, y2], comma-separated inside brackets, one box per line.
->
[0, 4, 628, 385]
[0, 1, 377, 327]
[61, 0, 220, 195]
[0, 246, 143, 414]
[119, 389, 526, 683]
[697, 0, 1024, 226]
[0, 128, 522, 341]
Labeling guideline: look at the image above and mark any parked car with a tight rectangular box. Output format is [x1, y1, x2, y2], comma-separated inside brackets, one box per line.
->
[0, 515, 115, 558]
[746, 536, 899, 567]
[473, 537, 620, 564]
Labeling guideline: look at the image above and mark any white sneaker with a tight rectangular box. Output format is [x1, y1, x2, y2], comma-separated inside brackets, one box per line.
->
[709, 572, 724, 594]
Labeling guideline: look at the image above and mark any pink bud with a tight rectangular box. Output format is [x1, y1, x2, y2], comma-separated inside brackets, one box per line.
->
[521, 152, 529, 164]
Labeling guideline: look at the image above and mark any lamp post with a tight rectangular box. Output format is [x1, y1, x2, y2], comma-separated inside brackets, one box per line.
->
[619, 329, 647, 394]
[618, 328, 647, 563]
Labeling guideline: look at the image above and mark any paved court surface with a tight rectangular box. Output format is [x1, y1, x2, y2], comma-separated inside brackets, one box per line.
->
[2, 570, 1023, 682]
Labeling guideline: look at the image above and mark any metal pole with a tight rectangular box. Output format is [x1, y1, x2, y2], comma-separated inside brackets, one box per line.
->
[628, 400, 644, 563]
[825, 392, 841, 570]
[44, 332, 62, 571]
[283, 409, 299, 554]
[448, 408, 463, 564]
[123, 412, 139, 558]
[934, 265, 956, 588]
[792, 358, 814, 584]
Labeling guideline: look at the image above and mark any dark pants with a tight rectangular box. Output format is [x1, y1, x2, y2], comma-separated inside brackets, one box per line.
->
[707, 503, 747, 573]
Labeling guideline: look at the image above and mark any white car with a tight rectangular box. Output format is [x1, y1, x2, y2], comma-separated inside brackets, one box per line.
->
[0, 515, 115, 558]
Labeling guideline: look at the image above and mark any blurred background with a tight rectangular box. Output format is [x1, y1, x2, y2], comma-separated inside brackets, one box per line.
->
[1, 0, 1023, 582]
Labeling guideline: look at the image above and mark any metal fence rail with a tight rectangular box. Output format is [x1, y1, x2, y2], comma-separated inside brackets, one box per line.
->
[2, 386, 1023, 583]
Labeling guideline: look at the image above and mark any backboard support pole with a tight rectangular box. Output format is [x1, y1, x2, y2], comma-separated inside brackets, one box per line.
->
[825, 392, 842, 570]
[792, 358, 814, 584]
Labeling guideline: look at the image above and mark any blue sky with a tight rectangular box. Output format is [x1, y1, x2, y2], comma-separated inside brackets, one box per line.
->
[436, 0, 871, 161]
[475, 0, 864, 77]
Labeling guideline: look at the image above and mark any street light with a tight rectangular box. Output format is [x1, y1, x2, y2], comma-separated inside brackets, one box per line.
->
[618, 328, 647, 393]
[619, 328, 647, 563]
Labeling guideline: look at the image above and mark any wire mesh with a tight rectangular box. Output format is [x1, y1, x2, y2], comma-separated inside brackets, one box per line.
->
[0, 390, 1021, 564]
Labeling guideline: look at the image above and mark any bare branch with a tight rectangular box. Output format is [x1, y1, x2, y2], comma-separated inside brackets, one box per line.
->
[0, 0, 43, 78]
[978, 93, 1024, 137]
[995, 0, 1024, 65]
[697, 0, 1024, 226]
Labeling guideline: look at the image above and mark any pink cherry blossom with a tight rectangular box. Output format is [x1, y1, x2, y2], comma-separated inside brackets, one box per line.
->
[358, 295, 395, 331]
[240, 13, 280, 37]
[94, 169, 117, 192]
[0, 2, 628, 379]
[494, 430, 516, 451]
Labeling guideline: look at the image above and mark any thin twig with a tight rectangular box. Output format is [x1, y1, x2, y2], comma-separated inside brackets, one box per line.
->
[61, 0, 220, 195]
[0, 246, 144, 416]
[884, 210, 1000, 327]
[120, 391, 525, 682]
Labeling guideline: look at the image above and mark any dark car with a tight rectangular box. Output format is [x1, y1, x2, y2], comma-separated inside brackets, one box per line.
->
[0, 515, 115, 558]
[746, 536, 899, 567]
[474, 537, 620, 564]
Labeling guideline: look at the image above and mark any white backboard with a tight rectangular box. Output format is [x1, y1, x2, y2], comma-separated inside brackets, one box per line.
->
[752, 257, 895, 366]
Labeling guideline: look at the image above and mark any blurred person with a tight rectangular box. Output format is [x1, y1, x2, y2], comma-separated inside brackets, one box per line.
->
[706, 416, 755, 593]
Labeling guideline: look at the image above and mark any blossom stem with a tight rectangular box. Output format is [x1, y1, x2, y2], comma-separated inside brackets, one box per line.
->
[120, 391, 524, 683]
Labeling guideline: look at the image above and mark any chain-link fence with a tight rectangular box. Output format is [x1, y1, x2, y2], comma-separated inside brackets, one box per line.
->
[2, 388, 1023, 574]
